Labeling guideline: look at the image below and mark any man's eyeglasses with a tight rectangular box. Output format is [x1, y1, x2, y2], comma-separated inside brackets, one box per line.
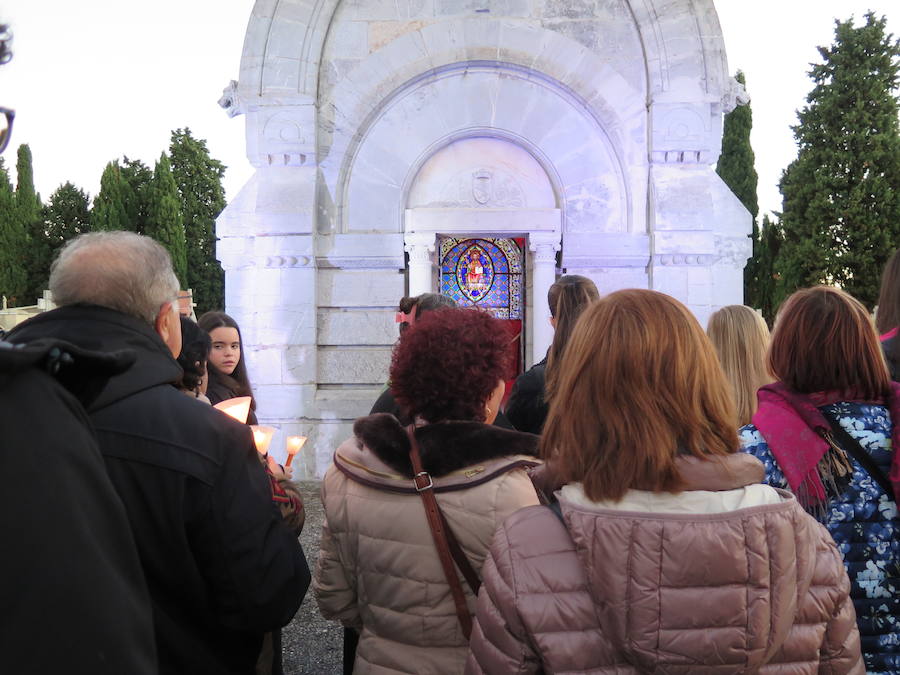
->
[0, 107, 15, 155]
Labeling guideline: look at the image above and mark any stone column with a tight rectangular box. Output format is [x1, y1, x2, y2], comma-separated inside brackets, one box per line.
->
[404, 233, 436, 297]
[529, 234, 561, 363]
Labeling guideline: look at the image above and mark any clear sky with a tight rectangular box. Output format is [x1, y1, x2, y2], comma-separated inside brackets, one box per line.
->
[0, 1, 896, 218]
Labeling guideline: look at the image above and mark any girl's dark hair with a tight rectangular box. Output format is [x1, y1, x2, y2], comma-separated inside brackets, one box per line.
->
[176, 316, 211, 393]
[397, 293, 456, 333]
[545, 275, 600, 397]
[876, 249, 900, 335]
[197, 311, 255, 408]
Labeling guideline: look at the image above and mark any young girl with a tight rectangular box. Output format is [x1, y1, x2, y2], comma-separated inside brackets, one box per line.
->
[197, 311, 258, 425]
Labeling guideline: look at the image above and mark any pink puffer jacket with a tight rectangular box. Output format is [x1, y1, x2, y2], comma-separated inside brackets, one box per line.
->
[466, 453, 863, 674]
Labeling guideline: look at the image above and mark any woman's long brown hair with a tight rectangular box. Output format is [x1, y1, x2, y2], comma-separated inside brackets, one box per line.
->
[541, 289, 738, 502]
[544, 275, 599, 399]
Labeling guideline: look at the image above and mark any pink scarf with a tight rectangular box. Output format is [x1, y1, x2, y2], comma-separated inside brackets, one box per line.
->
[752, 381, 900, 507]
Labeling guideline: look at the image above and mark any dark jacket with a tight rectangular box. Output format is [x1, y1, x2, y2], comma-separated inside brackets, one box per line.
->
[370, 387, 515, 429]
[206, 368, 259, 425]
[504, 358, 547, 434]
[9, 305, 311, 675]
[883, 334, 899, 381]
[0, 338, 157, 674]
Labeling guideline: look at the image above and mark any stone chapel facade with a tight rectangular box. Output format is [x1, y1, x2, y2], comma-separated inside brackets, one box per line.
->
[218, 0, 751, 478]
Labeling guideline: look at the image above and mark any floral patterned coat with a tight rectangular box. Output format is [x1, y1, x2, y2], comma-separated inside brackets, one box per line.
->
[741, 402, 899, 675]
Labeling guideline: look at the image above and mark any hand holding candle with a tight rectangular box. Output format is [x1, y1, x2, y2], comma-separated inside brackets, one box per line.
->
[285, 435, 307, 467]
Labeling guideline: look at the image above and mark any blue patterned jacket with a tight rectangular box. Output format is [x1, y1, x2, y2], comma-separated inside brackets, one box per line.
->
[741, 402, 899, 675]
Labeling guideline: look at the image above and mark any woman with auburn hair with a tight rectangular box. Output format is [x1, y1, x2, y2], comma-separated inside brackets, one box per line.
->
[877, 249, 900, 379]
[707, 305, 773, 426]
[740, 285, 900, 674]
[315, 307, 541, 674]
[505, 274, 599, 434]
[467, 289, 862, 675]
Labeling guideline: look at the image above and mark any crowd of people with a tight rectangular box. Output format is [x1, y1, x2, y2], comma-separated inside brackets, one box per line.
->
[1, 229, 898, 674]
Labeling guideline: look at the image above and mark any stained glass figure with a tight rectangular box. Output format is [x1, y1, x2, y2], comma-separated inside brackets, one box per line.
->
[438, 237, 524, 320]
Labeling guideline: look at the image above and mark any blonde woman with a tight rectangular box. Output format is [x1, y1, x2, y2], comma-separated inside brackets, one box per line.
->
[707, 305, 772, 426]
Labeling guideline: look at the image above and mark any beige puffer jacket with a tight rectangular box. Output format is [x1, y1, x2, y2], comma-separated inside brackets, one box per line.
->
[466, 453, 864, 674]
[315, 414, 541, 674]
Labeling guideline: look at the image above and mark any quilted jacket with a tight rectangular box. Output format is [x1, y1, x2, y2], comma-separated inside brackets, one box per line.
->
[314, 414, 541, 674]
[742, 401, 899, 674]
[466, 453, 864, 674]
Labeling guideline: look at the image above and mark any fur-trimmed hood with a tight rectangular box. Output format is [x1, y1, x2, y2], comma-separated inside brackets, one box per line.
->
[352, 413, 539, 478]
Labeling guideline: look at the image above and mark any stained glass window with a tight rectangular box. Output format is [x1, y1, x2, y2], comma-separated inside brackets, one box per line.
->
[439, 237, 524, 319]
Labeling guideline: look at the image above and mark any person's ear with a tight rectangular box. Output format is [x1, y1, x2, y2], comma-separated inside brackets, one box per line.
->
[155, 301, 182, 358]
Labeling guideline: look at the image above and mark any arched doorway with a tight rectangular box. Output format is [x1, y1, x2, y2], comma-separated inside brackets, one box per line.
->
[404, 137, 562, 368]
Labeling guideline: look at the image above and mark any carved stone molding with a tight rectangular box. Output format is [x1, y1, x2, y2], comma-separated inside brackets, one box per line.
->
[653, 254, 716, 266]
[218, 80, 245, 118]
[316, 256, 404, 270]
[404, 232, 436, 264]
[529, 234, 562, 265]
[266, 153, 307, 166]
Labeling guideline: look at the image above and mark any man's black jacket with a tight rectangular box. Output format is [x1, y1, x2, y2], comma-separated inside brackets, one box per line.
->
[10, 305, 311, 674]
[0, 338, 157, 674]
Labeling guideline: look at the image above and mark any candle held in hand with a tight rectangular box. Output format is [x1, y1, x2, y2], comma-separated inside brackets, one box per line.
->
[285, 435, 307, 467]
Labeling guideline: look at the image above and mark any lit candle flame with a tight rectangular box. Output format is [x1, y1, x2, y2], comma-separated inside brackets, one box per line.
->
[285, 436, 307, 467]
[249, 425, 276, 455]
[213, 396, 252, 424]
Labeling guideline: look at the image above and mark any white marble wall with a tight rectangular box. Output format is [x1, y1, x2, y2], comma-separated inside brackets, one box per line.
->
[219, 0, 751, 478]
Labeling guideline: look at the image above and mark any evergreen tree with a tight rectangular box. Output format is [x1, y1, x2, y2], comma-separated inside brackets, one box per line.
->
[716, 71, 761, 308]
[120, 157, 153, 235]
[755, 215, 785, 324]
[0, 157, 28, 305]
[169, 128, 226, 313]
[15, 145, 49, 303]
[778, 13, 900, 308]
[91, 161, 132, 231]
[43, 182, 91, 260]
[717, 72, 759, 220]
[146, 153, 188, 286]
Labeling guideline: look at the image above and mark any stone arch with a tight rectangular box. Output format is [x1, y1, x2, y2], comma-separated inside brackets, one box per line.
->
[237, 0, 730, 103]
[327, 62, 631, 236]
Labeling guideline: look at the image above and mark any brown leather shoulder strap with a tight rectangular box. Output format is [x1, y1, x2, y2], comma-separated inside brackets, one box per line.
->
[406, 424, 477, 639]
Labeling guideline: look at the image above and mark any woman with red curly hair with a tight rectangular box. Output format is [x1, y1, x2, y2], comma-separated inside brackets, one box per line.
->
[314, 307, 541, 674]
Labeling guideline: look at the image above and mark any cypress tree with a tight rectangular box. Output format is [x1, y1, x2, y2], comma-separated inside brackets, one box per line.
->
[0, 147, 36, 305]
[169, 128, 226, 313]
[120, 157, 153, 235]
[778, 13, 900, 307]
[716, 71, 761, 308]
[0, 159, 27, 305]
[755, 215, 785, 324]
[717, 72, 759, 219]
[15, 145, 48, 303]
[92, 161, 132, 231]
[146, 153, 188, 286]
[44, 181, 91, 259]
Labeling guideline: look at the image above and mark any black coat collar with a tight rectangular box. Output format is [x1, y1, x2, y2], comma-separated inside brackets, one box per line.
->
[353, 413, 539, 478]
[8, 304, 182, 411]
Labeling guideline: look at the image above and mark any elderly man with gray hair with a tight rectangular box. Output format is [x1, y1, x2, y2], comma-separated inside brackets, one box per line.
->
[9, 231, 310, 674]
